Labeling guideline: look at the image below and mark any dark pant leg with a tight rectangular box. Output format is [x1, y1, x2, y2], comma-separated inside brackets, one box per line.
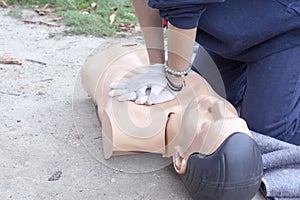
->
[241, 46, 300, 145]
[195, 50, 248, 108]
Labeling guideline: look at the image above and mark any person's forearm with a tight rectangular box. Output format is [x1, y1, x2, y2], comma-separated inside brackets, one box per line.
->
[167, 23, 197, 72]
[132, 0, 165, 64]
[165, 23, 197, 89]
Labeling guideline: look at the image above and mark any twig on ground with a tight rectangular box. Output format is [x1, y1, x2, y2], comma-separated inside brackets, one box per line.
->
[25, 59, 47, 66]
[41, 78, 54, 82]
[41, 20, 60, 27]
[0, 91, 21, 96]
[22, 19, 60, 27]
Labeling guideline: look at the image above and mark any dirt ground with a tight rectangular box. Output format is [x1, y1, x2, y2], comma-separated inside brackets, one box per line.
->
[0, 7, 265, 200]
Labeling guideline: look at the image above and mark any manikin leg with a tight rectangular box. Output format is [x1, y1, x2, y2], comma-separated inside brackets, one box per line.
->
[81, 44, 263, 200]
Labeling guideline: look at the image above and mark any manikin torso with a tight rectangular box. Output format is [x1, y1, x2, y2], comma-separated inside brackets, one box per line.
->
[81, 43, 251, 174]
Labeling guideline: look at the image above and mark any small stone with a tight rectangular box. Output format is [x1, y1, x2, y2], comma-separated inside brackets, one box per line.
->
[48, 170, 62, 181]
[36, 91, 46, 96]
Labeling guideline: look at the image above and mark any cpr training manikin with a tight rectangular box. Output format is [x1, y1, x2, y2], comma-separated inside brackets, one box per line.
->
[81, 43, 263, 200]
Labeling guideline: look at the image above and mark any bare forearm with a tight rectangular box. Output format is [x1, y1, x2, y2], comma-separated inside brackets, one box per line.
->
[132, 1, 197, 73]
[132, 0, 165, 64]
[167, 23, 197, 72]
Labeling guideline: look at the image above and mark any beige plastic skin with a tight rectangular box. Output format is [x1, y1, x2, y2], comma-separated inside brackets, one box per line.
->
[81, 44, 252, 174]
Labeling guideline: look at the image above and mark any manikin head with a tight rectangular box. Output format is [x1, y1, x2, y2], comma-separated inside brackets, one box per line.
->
[170, 98, 263, 200]
[171, 96, 252, 174]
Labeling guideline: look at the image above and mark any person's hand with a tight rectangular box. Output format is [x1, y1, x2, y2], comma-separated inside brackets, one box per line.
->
[108, 64, 176, 105]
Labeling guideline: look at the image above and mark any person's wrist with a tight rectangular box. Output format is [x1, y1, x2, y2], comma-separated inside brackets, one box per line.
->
[165, 61, 191, 76]
[164, 62, 191, 92]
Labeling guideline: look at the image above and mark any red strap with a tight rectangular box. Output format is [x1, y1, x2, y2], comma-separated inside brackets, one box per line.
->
[163, 18, 168, 29]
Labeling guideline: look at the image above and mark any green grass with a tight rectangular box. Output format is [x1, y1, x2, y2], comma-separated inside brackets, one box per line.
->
[61, 10, 117, 36]
[6, 0, 137, 37]
[7, 7, 23, 18]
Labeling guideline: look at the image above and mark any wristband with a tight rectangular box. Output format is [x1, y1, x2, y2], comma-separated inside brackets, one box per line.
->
[166, 73, 185, 92]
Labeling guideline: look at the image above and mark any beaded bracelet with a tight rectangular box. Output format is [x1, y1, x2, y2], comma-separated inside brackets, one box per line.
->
[165, 62, 191, 77]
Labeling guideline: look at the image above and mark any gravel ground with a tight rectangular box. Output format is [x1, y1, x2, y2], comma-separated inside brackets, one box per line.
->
[0, 7, 264, 200]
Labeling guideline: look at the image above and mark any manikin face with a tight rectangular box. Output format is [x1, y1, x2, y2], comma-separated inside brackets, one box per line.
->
[172, 97, 251, 174]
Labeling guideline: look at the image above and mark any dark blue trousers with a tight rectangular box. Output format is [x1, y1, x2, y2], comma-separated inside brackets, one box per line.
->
[198, 46, 300, 145]
[149, 0, 300, 144]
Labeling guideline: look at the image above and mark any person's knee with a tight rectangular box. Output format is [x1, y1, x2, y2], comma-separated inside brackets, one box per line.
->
[243, 107, 300, 144]
[182, 133, 263, 200]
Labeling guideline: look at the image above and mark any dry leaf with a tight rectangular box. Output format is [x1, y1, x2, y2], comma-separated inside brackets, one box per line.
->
[34, 5, 53, 15]
[81, 2, 98, 13]
[110, 6, 117, 11]
[0, 1, 8, 8]
[82, 7, 92, 13]
[54, 7, 67, 12]
[109, 12, 117, 24]
[75, 133, 84, 139]
[118, 23, 135, 32]
[43, 3, 53, 9]
[51, 15, 64, 21]
[0, 56, 22, 65]
[91, 2, 97, 8]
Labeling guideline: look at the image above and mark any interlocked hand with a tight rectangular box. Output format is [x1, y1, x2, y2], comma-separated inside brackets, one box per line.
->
[109, 64, 176, 105]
